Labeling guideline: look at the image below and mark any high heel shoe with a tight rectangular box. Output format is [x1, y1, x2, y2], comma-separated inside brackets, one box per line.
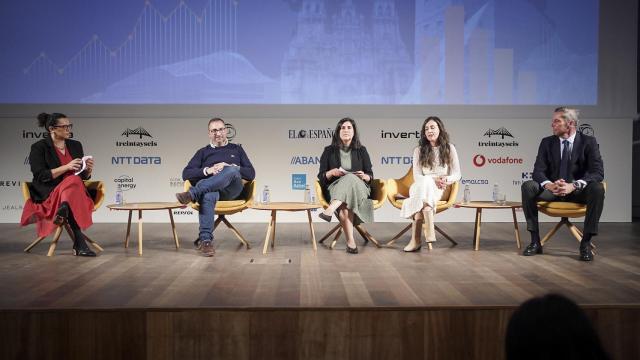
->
[318, 212, 332, 222]
[53, 202, 69, 226]
[346, 245, 358, 254]
[403, 243, 422, 252]
[72, 234, 96, 257]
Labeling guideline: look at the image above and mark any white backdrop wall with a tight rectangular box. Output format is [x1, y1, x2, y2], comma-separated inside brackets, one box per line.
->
[0, 116, 632, 223]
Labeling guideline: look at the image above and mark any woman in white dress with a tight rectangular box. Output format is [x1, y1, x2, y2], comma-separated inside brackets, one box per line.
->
[400, 116, 461, 252]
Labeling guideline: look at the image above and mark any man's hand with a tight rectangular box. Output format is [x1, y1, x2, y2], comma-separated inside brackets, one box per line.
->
[207, 162, 228, 175]
[552, 179, 576, 196]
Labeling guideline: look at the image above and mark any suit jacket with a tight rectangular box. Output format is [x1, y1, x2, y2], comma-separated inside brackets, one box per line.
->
[28, 138, 90, 203]
[317, 145, 374, 201]
[532, 132, 604, 185]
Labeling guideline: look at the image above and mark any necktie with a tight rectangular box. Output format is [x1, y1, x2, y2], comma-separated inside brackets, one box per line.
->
[559, 139, 571, 181]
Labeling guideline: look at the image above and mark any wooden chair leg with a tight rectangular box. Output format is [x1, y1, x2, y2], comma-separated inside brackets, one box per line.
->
[220, 216, 251, 249]
[47, 226, 64, 257]
[24, 235, 47, 252]
[385, 224, 412, 247]
[540, 218, 566, 245]
[318, 224, 341, 244]
[83, 235, 104, 252]
[330, 228, 343, 249]
[434, 225, 458, 246]
[355, 225, 381, 248]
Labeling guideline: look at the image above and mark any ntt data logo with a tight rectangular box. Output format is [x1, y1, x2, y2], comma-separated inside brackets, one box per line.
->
[473, 154, 523, 167]
[381, 156, 413, 165]
[111, 156, 162, 165]
[290, 156, 320, 165]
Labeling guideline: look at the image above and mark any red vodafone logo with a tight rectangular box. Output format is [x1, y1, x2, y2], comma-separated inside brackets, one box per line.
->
[473, 154, 486, 167]
[473, 154, 523, 167]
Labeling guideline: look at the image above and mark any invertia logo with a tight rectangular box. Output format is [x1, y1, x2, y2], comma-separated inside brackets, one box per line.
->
[473, 154, 523, 167]
[380, 130, 420, 139]
[22, 130, 73, 139]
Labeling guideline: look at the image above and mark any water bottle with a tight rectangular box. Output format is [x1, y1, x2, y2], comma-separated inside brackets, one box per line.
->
[303, 184, 311, 203]
[463, 184, 471, 204]
[492, 183, 499, 203]
[115, 184, 124, 205]
[262, 185, 270, 204]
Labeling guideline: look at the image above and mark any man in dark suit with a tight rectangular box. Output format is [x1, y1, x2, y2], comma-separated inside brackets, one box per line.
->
[521, 107, 605, 261]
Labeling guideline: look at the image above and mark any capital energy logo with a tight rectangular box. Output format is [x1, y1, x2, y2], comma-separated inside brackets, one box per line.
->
[473, 154, 523, 167]
[290, 156, 320, 165]
[288, 128, 334, 139]
[478, 127, 518, 147]
[113, 175, 136, 191]
[117, 127, 157, 147]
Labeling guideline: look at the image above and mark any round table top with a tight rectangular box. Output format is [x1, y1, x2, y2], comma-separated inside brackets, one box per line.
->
[249, 202, 322, 211]
[455, 200, 522, 209]
[107, 202, 187, 211]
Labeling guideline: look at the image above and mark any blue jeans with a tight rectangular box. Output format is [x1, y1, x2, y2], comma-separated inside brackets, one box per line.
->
[189, 166, 243, 242]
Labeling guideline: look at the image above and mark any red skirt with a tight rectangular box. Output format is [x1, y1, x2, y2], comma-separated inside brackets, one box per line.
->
[20, 176, 94, 237]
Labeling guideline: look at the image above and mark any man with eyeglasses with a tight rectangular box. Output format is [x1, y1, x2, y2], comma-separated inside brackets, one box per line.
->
[520, 107, 605, 261]
[176, 117, 255, 257]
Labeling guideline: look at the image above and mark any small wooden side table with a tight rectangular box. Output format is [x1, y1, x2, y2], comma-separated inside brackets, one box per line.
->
[107, 202, 185, 256]
[455, 201, 522, 251]
[249, 202, 322, 254]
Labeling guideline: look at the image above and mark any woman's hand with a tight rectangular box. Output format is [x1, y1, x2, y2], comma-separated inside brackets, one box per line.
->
[66, 158, 83, 172]
[85, 158, 95, 174]
[326, 168, 345, 180]
[353, 171, 370, 182]
[435, 176, 447, 190]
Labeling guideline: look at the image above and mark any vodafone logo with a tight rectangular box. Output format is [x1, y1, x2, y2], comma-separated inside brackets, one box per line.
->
[473, 154, 523, 167]
[473, 155, 486, 167]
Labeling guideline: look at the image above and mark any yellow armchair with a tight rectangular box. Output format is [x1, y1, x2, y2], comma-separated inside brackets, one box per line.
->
[537, 182, 606, 247]
[23, 180, 105, 256]
[314, 178, 387, 248]
[385, 167, 459, 249]
[183, 179, 256, 249]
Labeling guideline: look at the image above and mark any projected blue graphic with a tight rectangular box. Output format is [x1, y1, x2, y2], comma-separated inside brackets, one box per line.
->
[0, 0, 598, 104]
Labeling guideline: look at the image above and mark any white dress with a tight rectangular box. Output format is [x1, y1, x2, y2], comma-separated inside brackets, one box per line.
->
[399, 144, 461, 219]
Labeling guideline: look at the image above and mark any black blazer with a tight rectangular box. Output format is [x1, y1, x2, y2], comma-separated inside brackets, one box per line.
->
[28, 138, 90, 203]
[532, 132, 604, 184]
[317, 145, 374, 201]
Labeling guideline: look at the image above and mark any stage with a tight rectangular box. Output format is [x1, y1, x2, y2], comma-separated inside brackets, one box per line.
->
[1, 222, 639, 359]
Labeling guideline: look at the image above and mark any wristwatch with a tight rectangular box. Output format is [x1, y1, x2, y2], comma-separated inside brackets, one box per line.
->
[573, 181, 585, 191]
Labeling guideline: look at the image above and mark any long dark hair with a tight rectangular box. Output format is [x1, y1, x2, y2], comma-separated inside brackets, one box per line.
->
[418, 116, 451, 169]
[37, 112, 67, 130]
[331, 117, 361, 149]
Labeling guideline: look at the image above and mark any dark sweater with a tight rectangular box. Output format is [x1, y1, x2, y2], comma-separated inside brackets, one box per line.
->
[182, 143, 255, 185]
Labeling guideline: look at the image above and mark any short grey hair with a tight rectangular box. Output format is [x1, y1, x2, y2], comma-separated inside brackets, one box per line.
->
[554, 106, 580, 127]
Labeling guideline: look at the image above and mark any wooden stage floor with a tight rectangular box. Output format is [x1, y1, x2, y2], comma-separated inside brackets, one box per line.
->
[1, 222, 639, 359]
[1, 222, 638, 310]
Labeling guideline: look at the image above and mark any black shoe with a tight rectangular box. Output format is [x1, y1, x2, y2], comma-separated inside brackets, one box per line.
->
[175, 191, 192, 205]
[194, 238, 202, 250]
[318, 212, 332, 222]
[523, 242, 543, 256]
[579, 243, 594, 261]
[72, 240, 96, 257]
[346, 245, 358, 254]
[53, 202, 69, 226]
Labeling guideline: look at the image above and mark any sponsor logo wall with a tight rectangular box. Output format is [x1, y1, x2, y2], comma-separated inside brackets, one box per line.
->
[0, 117, 631, 223]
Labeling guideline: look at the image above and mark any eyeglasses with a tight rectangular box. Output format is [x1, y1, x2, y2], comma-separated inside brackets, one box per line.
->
[209, 127, 226, 134]
[53, 124, 73, 131]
